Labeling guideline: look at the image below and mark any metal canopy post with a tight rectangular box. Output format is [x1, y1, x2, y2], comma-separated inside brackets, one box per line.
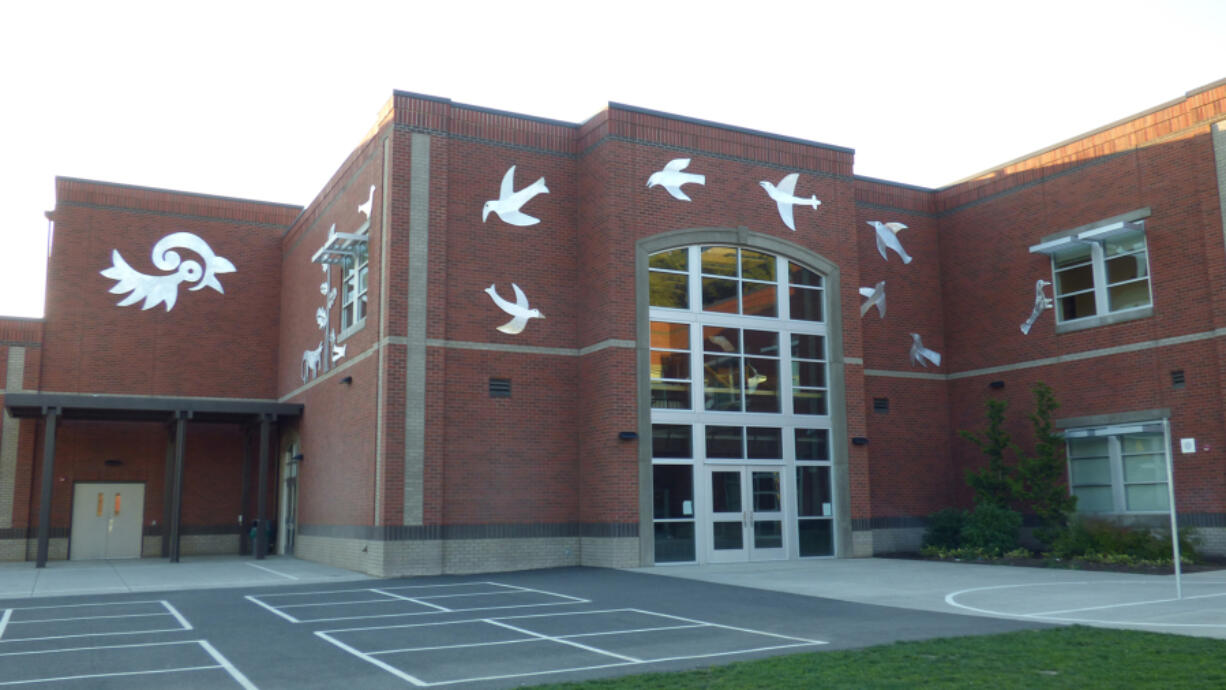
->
[168, 411, 187, 563]
[35, 407, 60, 568]
[240, 425, 253, 556]
[255, 414, 271, 560]
[161, 425, 175, 557]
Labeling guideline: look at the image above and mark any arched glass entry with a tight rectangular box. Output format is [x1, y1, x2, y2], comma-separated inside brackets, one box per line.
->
[646, 243, 838, 563]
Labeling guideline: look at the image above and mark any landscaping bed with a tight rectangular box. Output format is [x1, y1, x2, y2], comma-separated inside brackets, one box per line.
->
[878, 550, 1226, 575]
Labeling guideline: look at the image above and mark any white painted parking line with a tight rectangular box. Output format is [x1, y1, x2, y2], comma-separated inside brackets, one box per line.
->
[245, 562, 299, 580]
[316, 607, 827, 686]
[0, 600, 192, 643]
[0, 640, 251, 688]
[248, 581, 590, 624]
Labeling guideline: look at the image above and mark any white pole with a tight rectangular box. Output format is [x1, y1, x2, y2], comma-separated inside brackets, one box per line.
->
[1163, 419, 1182, 600]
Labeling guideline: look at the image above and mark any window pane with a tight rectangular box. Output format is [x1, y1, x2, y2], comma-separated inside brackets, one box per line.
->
[741, 250, 776, 281]
[649, 248, 688, 271]
[701, 246, 738, 276]
[711, 471, 743, 511]
[797, 466, 832, 516]
[650, 272, 689, 309]
[752, 472, 781, 511]
[1068, 437, 1109, 457]
[789, 286, 823, 321]
[1104, 229, 1145, 256]
[651, 381, 690, 409]
[1124, 454, 1165, 483]
[798, 519, 833, 557]
[744, 358, 780, 413]
[651, 351, 690, 380]
[1121, 434, 1163, 453]
[1055, 264, 1094, 295]
[754, 520, 783, 548]
[1071, 457, 1111, 485]
[796, 429, 829, 461]
[792, 361, 827, 388]
[704, 356, 742, 411]
[789, 262, 822, 287]
[653, 465, 693, 519]
[743, 330, 779, 357]
[652, 424, 692, 458]
[651, 321, 690, 350]
[712, 522, 743, 550]
[1054, 244, 1091, 267]
[1073, 486, 1115, 513]
[1106, 253, 1148, 283]
[746, 427, 782, 459]
[794, 388, 827, 415]
[1059, 292, 1097, 320]
[791, 334, 825, 360]
[654, 522, 695, 562]
[703, 326, 740, 353]
[1108, 280, 1151, 311]
[702, 277, 738, 313]
[706, 426, 744, 458]
[1125, 484, 1169, 511]
[742, 281, 778, 317]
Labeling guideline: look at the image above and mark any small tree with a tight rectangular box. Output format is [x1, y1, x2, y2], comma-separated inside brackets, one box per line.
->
[960, 398, 1020, 507]
[1017, 382, 1077, 545]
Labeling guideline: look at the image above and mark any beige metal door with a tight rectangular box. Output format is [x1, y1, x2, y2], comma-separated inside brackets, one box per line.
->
[70, 483, 144, 560]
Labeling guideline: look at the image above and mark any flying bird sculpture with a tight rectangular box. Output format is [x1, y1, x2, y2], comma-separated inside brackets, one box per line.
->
[357, 184, 376, 220]
[867, 221, 913, 264]
[760, 173, 820, 231]
[1020, 279, 1054, 335]
[482, 165, 549, 226]
[859, 281, 886, 318]
[647, 158, 706, 201]
[909, 333, 942, 368]
[100, 232, 236, 311]
[485, 283, 544, 334]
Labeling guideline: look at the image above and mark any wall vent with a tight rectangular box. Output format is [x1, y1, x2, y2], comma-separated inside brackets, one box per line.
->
[872, 397, 890, 413]
[1171, 370, 1185, 389]
[489, 378, 512, 398]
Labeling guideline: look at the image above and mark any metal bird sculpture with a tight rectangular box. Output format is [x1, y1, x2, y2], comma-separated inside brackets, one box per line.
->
[485, 283, 544, 334]
[859, 281, 886, 318]
[647, 158, 706, 201]
[100, 232, 236, 311]
[867, 221, 913, 264]
[1020, 279, 1054, 334]
[760, 173, 820, 231]
[357, 184, 376, 220]
[482, 165, 549, 226]
[909, 333, 942, 368]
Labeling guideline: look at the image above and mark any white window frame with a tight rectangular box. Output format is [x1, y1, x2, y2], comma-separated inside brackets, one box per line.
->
[1065, 421, 1171, 515]
[648, 245, 835, 563]
[339, 226, 370, 337]
[1030, 211, 1153, 333]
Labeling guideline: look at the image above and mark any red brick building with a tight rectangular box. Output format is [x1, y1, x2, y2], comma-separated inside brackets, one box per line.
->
[3, 80, 1225, 574]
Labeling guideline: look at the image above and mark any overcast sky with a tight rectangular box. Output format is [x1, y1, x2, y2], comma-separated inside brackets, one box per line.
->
[2, 0, 1223, 318]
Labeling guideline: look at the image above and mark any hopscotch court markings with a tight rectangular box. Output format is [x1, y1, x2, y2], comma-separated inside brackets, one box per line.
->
[315, 607, 828, 687]
[0, 600, 192, 643]
[246, 581, 589, 623]
[0, 639, 255, 688]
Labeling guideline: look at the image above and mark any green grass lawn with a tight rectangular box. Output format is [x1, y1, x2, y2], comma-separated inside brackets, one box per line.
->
[536, 626, 1226, 689]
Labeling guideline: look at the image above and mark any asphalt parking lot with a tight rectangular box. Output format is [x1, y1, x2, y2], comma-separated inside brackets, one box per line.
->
[0, 566, 1049, 688]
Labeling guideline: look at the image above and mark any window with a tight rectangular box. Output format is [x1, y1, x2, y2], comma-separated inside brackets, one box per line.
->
[1066, 423, 1169, 514]
[340, 232, 369, 333]
[1034, 218, 1152, 327]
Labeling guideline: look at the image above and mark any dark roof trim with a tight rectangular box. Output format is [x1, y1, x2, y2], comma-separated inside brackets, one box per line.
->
[609, 103, 856, 156]
[4, 392, 302, 422]
[55, 177, 303, 211]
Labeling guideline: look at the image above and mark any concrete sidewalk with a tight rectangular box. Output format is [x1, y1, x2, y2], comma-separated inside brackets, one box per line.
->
[0, 555, 370, 599]
[631, 558, 1226, 639]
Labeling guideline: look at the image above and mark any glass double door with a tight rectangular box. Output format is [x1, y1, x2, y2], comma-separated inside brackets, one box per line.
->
[706, 466, 786, 562]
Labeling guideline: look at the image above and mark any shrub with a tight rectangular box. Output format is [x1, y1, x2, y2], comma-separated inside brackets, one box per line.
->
[923, 508, 966, 550]
[1050, 517, 1201, 564]
[960, 504, 1022, 556]
[960, 399, 1019, 508]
